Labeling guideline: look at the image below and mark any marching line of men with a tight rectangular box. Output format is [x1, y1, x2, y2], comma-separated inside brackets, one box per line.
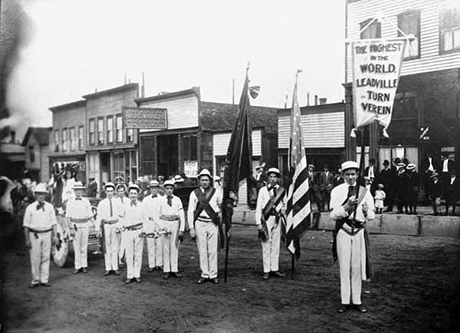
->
[24, 163, 374, 314]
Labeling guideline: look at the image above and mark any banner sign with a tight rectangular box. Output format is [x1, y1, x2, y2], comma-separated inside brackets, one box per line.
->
[123, 107, 167, 129]
[352, 38, 407, 136]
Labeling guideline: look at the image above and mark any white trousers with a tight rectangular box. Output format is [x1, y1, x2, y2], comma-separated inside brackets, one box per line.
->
[336, 228, 366, 305]
[123, 229, 144, 279]
[29, 231, 52, 284]
[103, 223, 119, 271]
[261, 217, 281, 273]
[161, 220, 179, 273]
[147, 236, 163, 268]
[72, 224, 89, 269]
[195, 221, 218, 279]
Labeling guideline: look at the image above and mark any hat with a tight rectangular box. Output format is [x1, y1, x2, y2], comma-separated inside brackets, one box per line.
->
[397, 163, 406, 168]
[267, 167, 281, 177]
[308, 164, 315, 169]
[364, 176, 371, 181]
[197, 169, 212, 180]
[73, 181, 85, 190]
[174, 175, 184, 183]
[149, 180, 159, 187]
[430, 172, 439, 178]
[341, 161, 359, 172]
[377, 183, 384, 188]
[34, 183, 48, 194]
[214, 175, 221, 181]
[128, 184, 140, 193]
[256, 165, 263, 170]
[383, 160, 390, 166]
[163, 179, 175, 187]
[116, 183, 127, 191]
[104, 182, 115, 190]
[406, 163, 416, 171]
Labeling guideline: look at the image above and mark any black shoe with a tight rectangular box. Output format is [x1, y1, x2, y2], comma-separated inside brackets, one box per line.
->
[29, 282, 39, 289]
[197, 277, 208, 284]
[148, 267, 155, 273]
[41, 282, 51, 287]
[114, 270, 121, 275]
[125, 278, 133, 284]
[211, 278, 219, 284]
[354, 304, 367, 313]
[163, 273, 170, 280]
[262, 273, 269, 280]
[134, 277, 141, 283]
[271, 271, 286, 278]
[104, 271, 111, 276]
[73, 268, 81, 274]
[82, 267, 88, 274]
[337, 304, 350, 313]
[171, 272, 182, 278]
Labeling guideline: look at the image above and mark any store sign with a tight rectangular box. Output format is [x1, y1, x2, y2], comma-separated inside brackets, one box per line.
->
[123, 107, 167, 129]
[184, 161, 198, 177]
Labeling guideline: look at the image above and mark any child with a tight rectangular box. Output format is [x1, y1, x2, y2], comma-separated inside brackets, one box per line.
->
[374, 183, 386, 214]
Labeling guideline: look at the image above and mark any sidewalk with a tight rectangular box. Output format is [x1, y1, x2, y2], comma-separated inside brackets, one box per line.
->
[232, 204, 460, 239]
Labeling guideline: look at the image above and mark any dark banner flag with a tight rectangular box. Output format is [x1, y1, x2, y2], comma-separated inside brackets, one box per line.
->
[286, 70, 311, 259]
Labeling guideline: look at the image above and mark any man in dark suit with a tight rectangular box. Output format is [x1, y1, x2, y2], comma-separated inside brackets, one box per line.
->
[379, 160, 396, 211]
[87, 178, 98, 198]
[445, 170, 460, 216]
[440, 152, 456, 197]
[364, 158, 379, 196]
[426, 172, 443, 215]
[318, 165, 334, 211]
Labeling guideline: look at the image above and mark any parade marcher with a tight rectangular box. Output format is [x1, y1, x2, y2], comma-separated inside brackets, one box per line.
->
[116, 183, 127, 268]
[188, 169, 223, 284]
[427, 172, 443, 215]
[374, 184, 386, 214]
[120, 184, 146, 283]
[142, 180, 163, 272]
[330, 161, 375, 314]
[318, 165, 334, 211]
[445, 170, 460, 216]
[405, 164, 420, 215]
[157, 179, 185, 279]
[65, 181, 94, 274]
[379, 160, 395, 211]
[255, 167, 286, 281]
[23, 183, 58, 288]
[95, 182, 122, 276]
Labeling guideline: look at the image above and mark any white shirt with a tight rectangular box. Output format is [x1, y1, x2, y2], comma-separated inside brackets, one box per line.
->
[443, 159, 449, 172]
[23, 201, 57, 231]
[187, 187, 222, 226]
[96, 197, 123, 232]
[65, 197, 93, 221]
[157, 195, 185, 232]
[122, 200, 145, 228]
[330, 183, 375, 222]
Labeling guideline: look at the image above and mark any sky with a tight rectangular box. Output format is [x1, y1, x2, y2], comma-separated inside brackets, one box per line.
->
[3, 0, 346, 140]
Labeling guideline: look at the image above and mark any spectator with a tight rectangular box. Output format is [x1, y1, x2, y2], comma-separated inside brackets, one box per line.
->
[379, 160, 396, 212]
[394, 162, 408, 214]
[427, 172, 443, 216]
[318, 165, 334, 211]
[364, 158, 379, 195]
[441, 152, 456, 198]
[405, 164, 420, 215]
[87, 178, 97, 198]
[374, 184, 386, 214]
[445, 170, 460, 216]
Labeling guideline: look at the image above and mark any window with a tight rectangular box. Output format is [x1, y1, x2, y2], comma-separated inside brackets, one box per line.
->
[97, 118, 104, 145]
[62, 128, 67, 152]
[398, 11, 420, 59]
[116, 114, 123, 143]
[69, 127, 76, 151]
[29, 146, 35, 163]
[440, 7, 460, 53]
[89, 119, 95, 145]
[183, 134, 198, 161]
[54, 130, 59, 152]
[127, 128, 134, 142]
[107, 116, 113, 144]
[113, 152, 125, 182]
[360, 18, 381, 39]
[78, 126, 84, 151]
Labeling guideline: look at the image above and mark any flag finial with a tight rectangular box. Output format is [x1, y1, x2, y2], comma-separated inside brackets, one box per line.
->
[246, 62, 251, 72]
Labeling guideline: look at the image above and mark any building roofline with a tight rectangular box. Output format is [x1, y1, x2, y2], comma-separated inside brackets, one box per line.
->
[82, 83, 139, 100]
[135, 87, 199, 104]
[277, 101, 345, 116]
[49, 100, 86, 112]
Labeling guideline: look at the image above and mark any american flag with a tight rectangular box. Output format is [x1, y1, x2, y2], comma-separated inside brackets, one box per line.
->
[285, 70, 311, 259]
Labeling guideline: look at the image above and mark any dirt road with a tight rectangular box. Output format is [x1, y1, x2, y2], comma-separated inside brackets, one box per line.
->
[1, 222, 459, 333]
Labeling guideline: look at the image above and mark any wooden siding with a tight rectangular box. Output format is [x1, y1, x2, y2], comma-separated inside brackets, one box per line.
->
[212, 129, 262, 157]
[346, 0, 460, 82]
[278, 112, 345, 149]
[139, 95, 199, 132]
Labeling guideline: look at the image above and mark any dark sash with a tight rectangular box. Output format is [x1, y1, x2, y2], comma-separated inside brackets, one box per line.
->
[261, 187, 286, 221]
[193, 188, 218, 225]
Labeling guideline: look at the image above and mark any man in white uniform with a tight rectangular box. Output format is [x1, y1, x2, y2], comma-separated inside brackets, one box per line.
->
[23, 183, 58, 288]
[96, 182, 123, 276]
[188, 169, 222, 284]
[65, 181, 94, 274]
[157, 179, 185, 279]
[330, 161, 375, 314]
[142, 180, 163, 272]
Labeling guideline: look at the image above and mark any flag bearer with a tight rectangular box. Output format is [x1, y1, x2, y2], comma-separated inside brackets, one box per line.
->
[23, 183, 58, 288]
[142, 180, 163, 272]
[188, 169, 223, 284]
[65, 181, 94, 274]
[330, 161, 375, 314]
[157, 179, 185, 279]
[121, 184, 146, 284]
[255, 167, 286, 281]
[96, 182, 122, 276]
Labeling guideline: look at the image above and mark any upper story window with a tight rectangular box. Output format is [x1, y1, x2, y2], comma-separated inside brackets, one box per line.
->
[62, 128, 67, 152]
[29, 146, 35, 163]
[116, 114, 123, 143]
[398, 10, 420, 59]
[97, 118, 104, 145]
[78, 126, 84, 151]
[360, 18, 381, 39]
[183, 134, 198, 161]
[89, 119, 95, 145]
[127, 128, 134, 142]
[107, 116, 113, 144]
[69, 127, 76, 151]
[54, 130, 59, 152]
[440, 7, 460, 53]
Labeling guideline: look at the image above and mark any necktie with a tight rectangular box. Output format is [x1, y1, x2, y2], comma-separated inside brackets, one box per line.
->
[167, 195, 172, 207]
[347, 186, 355, 198]
[75, 197, 82, 201]
[131, 201, 137, 207]
[109, 198, 113, 217]
[36, 202, 45, 211]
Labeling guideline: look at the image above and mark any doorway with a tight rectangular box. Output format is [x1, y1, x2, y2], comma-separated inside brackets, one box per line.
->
[157, 134, 178, 178]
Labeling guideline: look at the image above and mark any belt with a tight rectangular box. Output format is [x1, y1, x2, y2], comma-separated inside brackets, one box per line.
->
[29, 228, 52, 233]
[197, 216, 212, 223]
[103, 220, 118, 225]
[160, 215, 179, 221]
[125, 223, 143, 231]
[71, 218, 89, 223]
[341, 219, 365, 236]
